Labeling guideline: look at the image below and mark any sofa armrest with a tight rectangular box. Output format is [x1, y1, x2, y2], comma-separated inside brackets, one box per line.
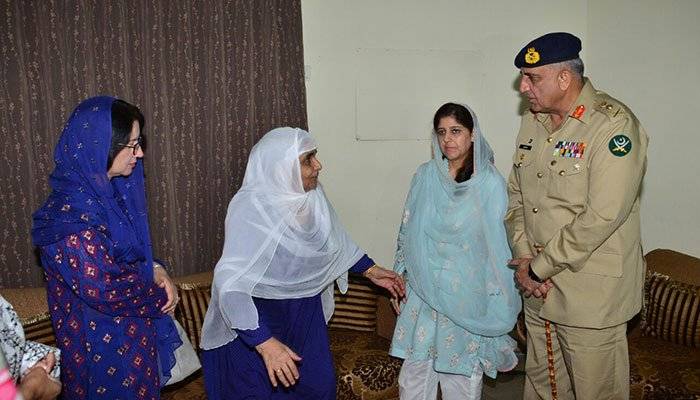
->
[645, 249, 700, 286]
[173, 271, 213, 287]
[1, 288, 48, 321]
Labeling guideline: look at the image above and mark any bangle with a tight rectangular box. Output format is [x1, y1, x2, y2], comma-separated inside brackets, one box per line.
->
[363, 265, 378, 276]
[153, 259, 170, 272]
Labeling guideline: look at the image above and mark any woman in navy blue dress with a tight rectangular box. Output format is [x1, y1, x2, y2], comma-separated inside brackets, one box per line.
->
[200, 127, 404, 399]
[32, 97, 181, 399]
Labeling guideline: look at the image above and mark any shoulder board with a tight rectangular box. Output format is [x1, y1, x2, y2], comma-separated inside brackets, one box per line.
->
[593, 96, 625, 120]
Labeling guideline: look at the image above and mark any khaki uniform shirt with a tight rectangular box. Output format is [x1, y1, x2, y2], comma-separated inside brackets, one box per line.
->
[505, 79, 649, 329]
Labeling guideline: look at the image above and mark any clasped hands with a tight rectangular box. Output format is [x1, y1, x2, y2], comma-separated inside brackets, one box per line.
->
[509, 257, 554, 298]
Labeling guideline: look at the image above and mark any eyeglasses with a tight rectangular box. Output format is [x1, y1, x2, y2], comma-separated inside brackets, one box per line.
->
[118, 136, 145, 155]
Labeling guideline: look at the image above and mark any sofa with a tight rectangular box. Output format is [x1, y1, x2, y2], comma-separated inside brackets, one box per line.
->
[510, 249, 700, 399]
[3, 271, 401, 400]
[627, 249, 700, 399]
[6, 248, 699, 399]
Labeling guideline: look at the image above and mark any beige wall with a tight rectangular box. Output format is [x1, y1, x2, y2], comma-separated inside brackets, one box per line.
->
[586, 0, 700, 257]
[301, 0, 700, 265]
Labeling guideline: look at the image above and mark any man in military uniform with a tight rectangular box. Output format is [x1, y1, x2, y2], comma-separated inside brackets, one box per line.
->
[505, 32, 648, 400]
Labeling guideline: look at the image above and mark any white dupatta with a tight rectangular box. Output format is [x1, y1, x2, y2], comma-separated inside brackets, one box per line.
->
[200, 127, 363, 350]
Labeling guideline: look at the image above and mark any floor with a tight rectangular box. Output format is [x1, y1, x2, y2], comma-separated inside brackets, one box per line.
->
[481, 351, 526, 400]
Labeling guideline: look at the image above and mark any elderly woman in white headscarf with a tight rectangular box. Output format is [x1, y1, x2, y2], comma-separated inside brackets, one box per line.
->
[200, 127, 405, 400]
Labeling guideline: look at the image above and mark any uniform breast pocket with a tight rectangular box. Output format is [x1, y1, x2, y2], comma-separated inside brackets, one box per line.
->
[546, 159, 587, 202]
[512, 148, 535, 171]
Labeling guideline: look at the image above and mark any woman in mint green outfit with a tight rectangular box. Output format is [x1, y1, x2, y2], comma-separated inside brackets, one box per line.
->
[390, 103, 521, 400]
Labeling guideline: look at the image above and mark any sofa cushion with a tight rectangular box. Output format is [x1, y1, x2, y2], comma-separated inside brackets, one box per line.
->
[642, 272, 700, 347]
[628, 328, 700, 399]
[330, 329, 400, 400]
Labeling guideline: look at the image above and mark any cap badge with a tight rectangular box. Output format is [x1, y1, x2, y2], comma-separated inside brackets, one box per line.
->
[525, 47, 540, 64]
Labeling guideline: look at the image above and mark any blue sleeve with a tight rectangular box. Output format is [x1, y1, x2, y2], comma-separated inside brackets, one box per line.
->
[235, 325, 273, 348]
[349, 254, 375, 274]
[234, 303, 273, 347]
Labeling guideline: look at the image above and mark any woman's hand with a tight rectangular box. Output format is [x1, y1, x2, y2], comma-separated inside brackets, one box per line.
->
[255, 337, 302, 388]
[153, 263, 179, 314]
[364, 265, 406, 311]
[19, 352, 61, 400]
[389, 297, 405, 315]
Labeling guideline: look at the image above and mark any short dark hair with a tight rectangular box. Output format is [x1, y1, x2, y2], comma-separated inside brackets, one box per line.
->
[561, 57, 584, 79]
[108, 99, 145, 168]
[433, 103, 474, 183]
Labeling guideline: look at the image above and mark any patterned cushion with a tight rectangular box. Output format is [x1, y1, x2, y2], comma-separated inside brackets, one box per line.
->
[174, 283, 212, 351]
[329, 276, 378, 332]
[21, 312, 56, 347]
[642, 272, 700, 347]
[330, 329, 400, 400]
[628, 328, 700, 399]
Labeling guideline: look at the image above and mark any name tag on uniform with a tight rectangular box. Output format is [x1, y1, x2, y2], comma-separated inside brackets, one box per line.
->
[519, 144, 533, 150]
[554, 141, 586, 158]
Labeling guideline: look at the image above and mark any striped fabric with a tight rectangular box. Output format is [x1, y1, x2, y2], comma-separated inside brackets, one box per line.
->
[328, 276, 378, 332]
[643, 272, 700, 347]
[175, 283, 212, 351]
[21, 312, 56, 346]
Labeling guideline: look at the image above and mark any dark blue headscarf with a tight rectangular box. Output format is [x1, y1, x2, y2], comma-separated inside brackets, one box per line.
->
[32, 96, 148, 260]
[32, 96, 180, 385]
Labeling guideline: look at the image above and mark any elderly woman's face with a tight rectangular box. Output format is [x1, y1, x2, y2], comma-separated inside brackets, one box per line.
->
[107, 120, 144, 179]
[299, 149, 322, 191]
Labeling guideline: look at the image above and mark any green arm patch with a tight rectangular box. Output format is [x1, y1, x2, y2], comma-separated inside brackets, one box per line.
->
[608, 134, 632, 157]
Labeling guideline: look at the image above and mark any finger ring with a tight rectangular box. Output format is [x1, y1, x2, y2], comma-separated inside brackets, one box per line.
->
[276, 368, 282, 373]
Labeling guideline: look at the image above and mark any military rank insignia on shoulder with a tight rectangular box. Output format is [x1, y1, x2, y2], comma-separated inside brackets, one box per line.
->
[609, 134, 632, 157]
[595, 99, 623, 119]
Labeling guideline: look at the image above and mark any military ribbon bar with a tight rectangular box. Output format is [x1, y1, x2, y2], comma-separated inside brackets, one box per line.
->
[554, 141, 586, 158]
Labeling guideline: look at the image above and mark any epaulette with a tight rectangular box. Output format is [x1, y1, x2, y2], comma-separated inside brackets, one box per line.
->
[594, 96, 624, 120]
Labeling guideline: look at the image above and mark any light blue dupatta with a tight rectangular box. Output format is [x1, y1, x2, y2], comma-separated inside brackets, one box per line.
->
[395, 105, 520, 337]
